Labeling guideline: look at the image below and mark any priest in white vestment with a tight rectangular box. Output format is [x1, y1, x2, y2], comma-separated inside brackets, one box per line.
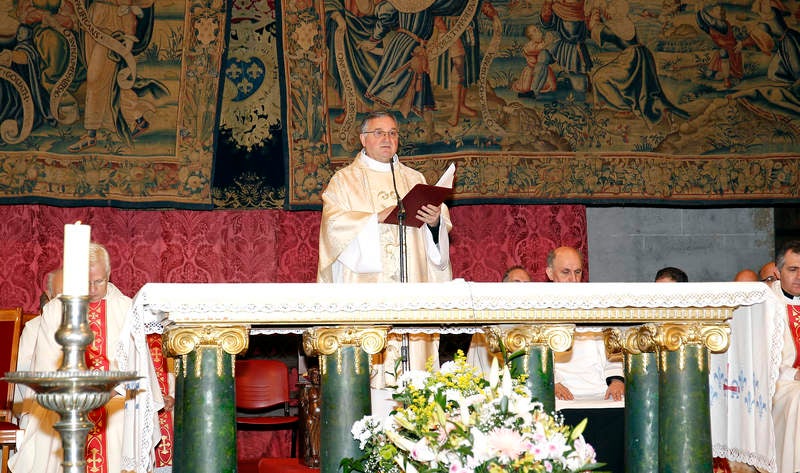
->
[9, 243, 163, 473]
[318, 111, 452, 411]
[771, 240, 800, 473]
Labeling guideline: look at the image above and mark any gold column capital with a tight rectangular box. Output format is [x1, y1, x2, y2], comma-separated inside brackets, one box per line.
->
[303, 326, 389, 356]
[163, 324, 249, 356]
[654, 322, 730, 353]
[485, 324, 575, 353]
[605, 324, 659, 356]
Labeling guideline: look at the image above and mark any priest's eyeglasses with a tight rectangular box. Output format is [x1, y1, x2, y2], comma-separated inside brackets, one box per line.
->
[90, 278, 108, 287]
[361, 129, 399, 139]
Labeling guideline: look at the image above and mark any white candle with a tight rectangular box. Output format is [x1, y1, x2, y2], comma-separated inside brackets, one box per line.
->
[62, 222, 91, 296]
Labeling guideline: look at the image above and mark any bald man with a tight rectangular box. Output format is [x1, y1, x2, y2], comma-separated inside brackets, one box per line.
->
[734, 269, 759, 282]
[466, 265, 532, 375]
[502, 265, 532, 282]
[548, 246, 625, 473]
[760, 261, 778, 282]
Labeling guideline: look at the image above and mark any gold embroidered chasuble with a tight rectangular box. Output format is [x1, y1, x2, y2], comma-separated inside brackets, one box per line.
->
[318, 151, 452, 284]
[318, 151, 453, 393]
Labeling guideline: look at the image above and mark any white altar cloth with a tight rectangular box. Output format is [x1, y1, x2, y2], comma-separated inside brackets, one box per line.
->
[128, 281, 779, 471]
[709, 294, 781, 473]
[131, 281, 770, 327]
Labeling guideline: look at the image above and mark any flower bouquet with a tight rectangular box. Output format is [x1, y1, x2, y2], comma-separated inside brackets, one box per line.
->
[342, 353, 603, 473]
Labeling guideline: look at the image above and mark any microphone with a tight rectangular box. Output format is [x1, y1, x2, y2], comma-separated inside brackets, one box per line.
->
[389, 156, 408, 284]
[390, 156, 410, 372]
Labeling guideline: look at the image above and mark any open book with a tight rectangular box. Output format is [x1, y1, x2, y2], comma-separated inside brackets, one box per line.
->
[384, 163, 455, 228]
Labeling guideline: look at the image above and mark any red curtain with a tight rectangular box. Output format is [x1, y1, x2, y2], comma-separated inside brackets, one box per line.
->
[0, 204, 586, 313]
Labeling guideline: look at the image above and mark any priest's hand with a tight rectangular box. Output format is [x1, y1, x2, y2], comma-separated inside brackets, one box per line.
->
[605, 379, 625, 401]
[163, 394, 175, 411]
[416, 204, 441, 226]
[554, 382, 573, 400]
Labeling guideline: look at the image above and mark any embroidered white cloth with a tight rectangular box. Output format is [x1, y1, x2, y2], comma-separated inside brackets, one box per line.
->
[709, 299, 780, 473]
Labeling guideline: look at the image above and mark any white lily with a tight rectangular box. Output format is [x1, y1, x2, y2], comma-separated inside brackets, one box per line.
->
[501, 364, 513, 397]
[488, 357, 500, 390]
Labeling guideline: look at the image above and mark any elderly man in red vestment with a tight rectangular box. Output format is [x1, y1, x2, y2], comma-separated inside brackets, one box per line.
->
[772, 240, 800, 473]
[10, 242, 165, 473]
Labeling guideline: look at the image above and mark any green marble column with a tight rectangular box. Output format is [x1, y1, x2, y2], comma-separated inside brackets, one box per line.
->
[606, 325, 660, 473]
[511, 345, 555, 412]
[486, 324, 574, 413]
[655, 323, 729, 473]
[659, 344, 711, 473]
[626, 351, 659, 473]
[303, 326, 388, 473]
[163, 325, 249, 473]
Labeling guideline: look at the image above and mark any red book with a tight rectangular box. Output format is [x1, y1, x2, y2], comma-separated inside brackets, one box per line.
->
[384, 164, 455, 228]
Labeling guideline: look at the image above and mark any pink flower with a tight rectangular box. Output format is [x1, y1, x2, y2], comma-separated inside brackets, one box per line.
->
[449, 462, 472, 473]
[487, 428, 526, 461]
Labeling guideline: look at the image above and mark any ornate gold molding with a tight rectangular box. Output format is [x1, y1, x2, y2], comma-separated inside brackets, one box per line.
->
[485, 324, 575, 353]
[163, 324, 249, 357]
[605, 325, 658, 356]
[654, 322, 730, 353]
[303, 326, 389, 356]
[605, 322, 729, 357]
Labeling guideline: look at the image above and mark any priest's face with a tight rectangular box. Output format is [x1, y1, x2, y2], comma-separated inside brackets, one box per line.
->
[88, 262, 109, 302]
[360, 115, 399, 163]
[779, 250, 800, 297]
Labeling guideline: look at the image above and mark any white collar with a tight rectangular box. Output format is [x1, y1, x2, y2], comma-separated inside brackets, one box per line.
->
[360, 150, 398, 172]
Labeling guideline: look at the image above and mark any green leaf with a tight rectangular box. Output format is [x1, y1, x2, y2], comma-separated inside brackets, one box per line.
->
[500, 395, 509, 414]
[570, 417, 588, 440]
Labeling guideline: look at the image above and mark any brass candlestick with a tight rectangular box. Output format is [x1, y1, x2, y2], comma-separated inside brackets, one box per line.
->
[4, 295, 138, 473]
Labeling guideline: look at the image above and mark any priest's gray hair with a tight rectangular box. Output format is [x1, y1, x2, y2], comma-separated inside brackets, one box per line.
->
[776, 240, 800, 270]
[89, 242, 111, 277]
[360, 111, 397, 133]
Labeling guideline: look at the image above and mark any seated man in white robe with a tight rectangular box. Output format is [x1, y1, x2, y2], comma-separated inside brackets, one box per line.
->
[10, 243, 163, 473]
[13, 269, 61, 424]
[548, 246, 625, 473]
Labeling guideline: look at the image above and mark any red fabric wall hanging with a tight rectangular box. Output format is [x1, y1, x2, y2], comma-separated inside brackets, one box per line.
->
[0, 204, 586, 313]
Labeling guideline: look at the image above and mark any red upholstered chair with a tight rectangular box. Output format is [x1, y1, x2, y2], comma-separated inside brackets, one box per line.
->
[236, 359, 300, 457]
[0, 307, 23, 473]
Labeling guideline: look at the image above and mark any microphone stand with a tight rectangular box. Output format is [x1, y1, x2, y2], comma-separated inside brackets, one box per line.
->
[389, 157, 410, 372]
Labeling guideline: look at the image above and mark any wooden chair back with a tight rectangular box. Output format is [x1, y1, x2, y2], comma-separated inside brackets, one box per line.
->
[0, 308, 22, 421]
[0, 307, 22, 473]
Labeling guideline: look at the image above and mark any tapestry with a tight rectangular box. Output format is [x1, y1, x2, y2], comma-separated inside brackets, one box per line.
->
[280, 0, 800, 208]
[212, 0, 287, 209]
[0, 0, 226, 207]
